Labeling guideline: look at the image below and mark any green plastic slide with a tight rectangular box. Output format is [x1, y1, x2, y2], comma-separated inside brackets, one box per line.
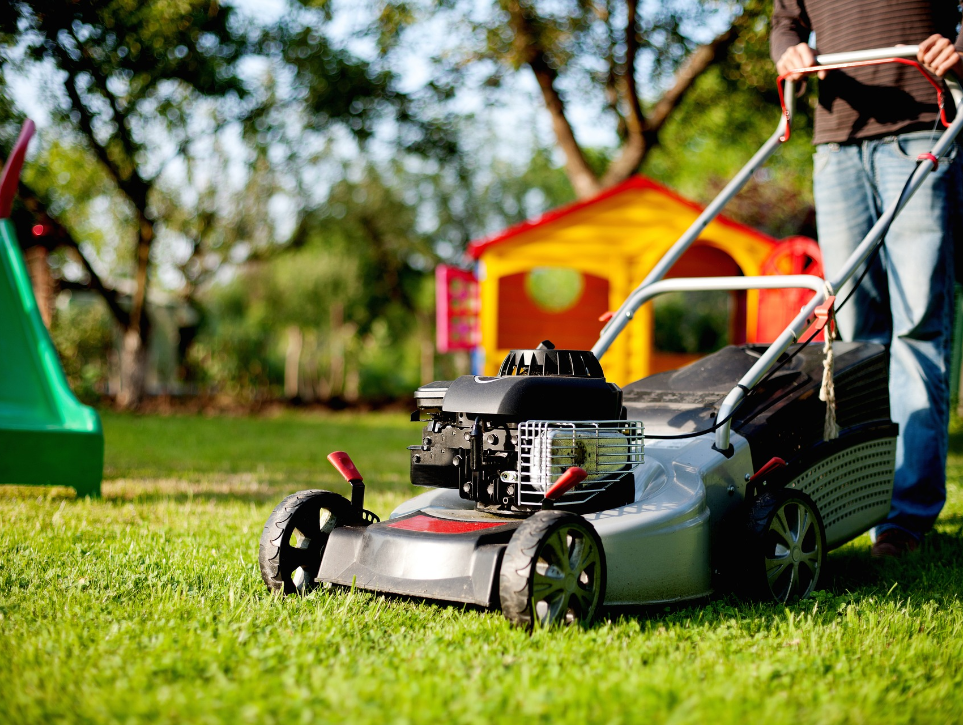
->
[0, 121, 103, 497]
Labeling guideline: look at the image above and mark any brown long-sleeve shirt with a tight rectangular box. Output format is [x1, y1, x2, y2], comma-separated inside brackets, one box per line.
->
[771, 0, 963, 144]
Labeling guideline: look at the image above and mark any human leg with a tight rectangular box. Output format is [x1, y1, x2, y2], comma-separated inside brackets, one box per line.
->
[872, 131, 961, 537]
[812, 142, 890, 344]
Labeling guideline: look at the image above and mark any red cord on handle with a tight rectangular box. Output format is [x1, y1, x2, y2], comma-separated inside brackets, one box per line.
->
[327, 451, 363, 483]
[776, 58, 948, 142]
[544, 467, 588, 501]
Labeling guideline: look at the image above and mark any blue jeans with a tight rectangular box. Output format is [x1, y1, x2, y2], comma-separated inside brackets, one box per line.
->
[813, 130, 962, 539]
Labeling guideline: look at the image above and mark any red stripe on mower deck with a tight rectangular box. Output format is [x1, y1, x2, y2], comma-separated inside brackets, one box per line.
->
[387, 514, 510, 533]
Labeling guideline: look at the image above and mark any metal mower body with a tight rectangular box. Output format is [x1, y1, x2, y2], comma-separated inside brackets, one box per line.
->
[313, 341, 896, 608]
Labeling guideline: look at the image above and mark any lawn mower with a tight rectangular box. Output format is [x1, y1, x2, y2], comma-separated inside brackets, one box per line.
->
[259, 46, 963, 627]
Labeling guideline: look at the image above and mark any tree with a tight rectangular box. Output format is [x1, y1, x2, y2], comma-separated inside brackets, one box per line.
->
[0, 0, 255, 406]
[376, 0, 759, 199]
[0, 0, 434, 406]
[642, 0, 817, 239]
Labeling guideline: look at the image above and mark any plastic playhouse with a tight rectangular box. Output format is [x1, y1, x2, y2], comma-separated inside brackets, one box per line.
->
[0, 121, 103, 497]
[455, 175, 821, 388]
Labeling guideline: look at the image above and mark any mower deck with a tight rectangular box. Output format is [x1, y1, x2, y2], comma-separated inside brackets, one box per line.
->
[317, 513, 520, 606]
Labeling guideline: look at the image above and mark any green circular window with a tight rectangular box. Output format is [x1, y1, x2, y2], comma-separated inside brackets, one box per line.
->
[524, 267, 584, 313]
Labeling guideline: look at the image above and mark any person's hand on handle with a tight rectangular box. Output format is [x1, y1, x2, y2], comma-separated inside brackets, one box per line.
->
[918, 34, 963, 78]
[776, 42, 825, 80]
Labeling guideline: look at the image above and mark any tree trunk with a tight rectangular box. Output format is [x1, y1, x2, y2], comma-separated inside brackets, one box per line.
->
[505, 0, 602, 199]
[420, 313, 435, 384]
[24, 246, 54, 329]
[328, 303, 345, 399]
[344, 362, 360, 404]
[284, 325, 303, 400]
[116, 215, 154, 410]
[117, 327, 149, 409]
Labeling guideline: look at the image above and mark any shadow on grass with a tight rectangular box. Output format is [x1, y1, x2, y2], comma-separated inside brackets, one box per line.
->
[101, 477, 410, 506]
[0, 478, 411, 507]
[824, 528, 963, 591]
[289, 524, 963, 634]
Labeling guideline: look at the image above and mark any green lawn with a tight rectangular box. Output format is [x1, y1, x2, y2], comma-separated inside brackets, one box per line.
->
[2, 410, 962, 724]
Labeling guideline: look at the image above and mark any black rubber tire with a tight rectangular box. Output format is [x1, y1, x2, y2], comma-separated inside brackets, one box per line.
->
[499, 510, 606, 628]
[259, 490, 355, 595]
[745, 488, 826, 603]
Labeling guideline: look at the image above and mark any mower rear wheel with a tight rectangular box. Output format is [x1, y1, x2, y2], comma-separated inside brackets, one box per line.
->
[259, 490, 355, 595]
[499, 510, 605, 628]
[746, 489, 825, 603]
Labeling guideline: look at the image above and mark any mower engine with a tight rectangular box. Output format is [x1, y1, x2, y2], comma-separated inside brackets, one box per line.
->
[410, 343, 643, 515]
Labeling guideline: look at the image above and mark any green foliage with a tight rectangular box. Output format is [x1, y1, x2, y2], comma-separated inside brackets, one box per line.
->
[401, 140, 577, 258]
[48, 293, 115, 404]
[0, 412, 962, 724]
[8, 0, 246, 94]
[190, 166, 434, 402]
[2, 0, 828, 407]
[22, 136, 136, 280]
[476, 145, 577, 227]
[187, 282, 280, 402]
[374, 0, 731, 101]
[654, 291, 731, 354]
[1, 0, 456, 319]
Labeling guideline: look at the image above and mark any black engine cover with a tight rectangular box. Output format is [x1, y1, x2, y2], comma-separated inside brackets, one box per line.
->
[409, 345, 624, 511]
[442, 374, 622, 421]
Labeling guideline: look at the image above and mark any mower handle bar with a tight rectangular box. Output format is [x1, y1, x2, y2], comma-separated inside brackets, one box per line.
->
[598, 273, 825, 320]
[589, 45, 963, 452]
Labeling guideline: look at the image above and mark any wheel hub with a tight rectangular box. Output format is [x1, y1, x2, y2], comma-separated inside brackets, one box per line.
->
[758, 495, 825, 603]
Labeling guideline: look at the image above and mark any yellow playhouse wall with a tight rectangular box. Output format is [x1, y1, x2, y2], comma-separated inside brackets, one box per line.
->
[477, 251, 633, 384]
[475, 192, 775, 388]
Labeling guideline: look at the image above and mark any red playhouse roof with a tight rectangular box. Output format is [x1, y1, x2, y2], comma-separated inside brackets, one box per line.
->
[467, 175, 776, 259]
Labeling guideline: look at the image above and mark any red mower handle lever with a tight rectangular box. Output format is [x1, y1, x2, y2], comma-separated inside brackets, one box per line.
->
[327, 451, 363, 483]
[747, 456, 786, 496]
[543, 467, 588, 509]
[327, 451, 365, 511]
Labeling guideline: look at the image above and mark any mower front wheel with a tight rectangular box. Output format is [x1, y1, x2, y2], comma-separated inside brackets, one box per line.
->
[499, 510, 606, 628]
[259, 490, 356, 595]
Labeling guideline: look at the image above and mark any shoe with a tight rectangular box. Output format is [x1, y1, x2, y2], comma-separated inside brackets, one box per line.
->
[870, 529, 920, 559]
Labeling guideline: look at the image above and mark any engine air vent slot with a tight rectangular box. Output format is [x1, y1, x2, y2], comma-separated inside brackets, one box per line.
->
[498, 348, 605, 378]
